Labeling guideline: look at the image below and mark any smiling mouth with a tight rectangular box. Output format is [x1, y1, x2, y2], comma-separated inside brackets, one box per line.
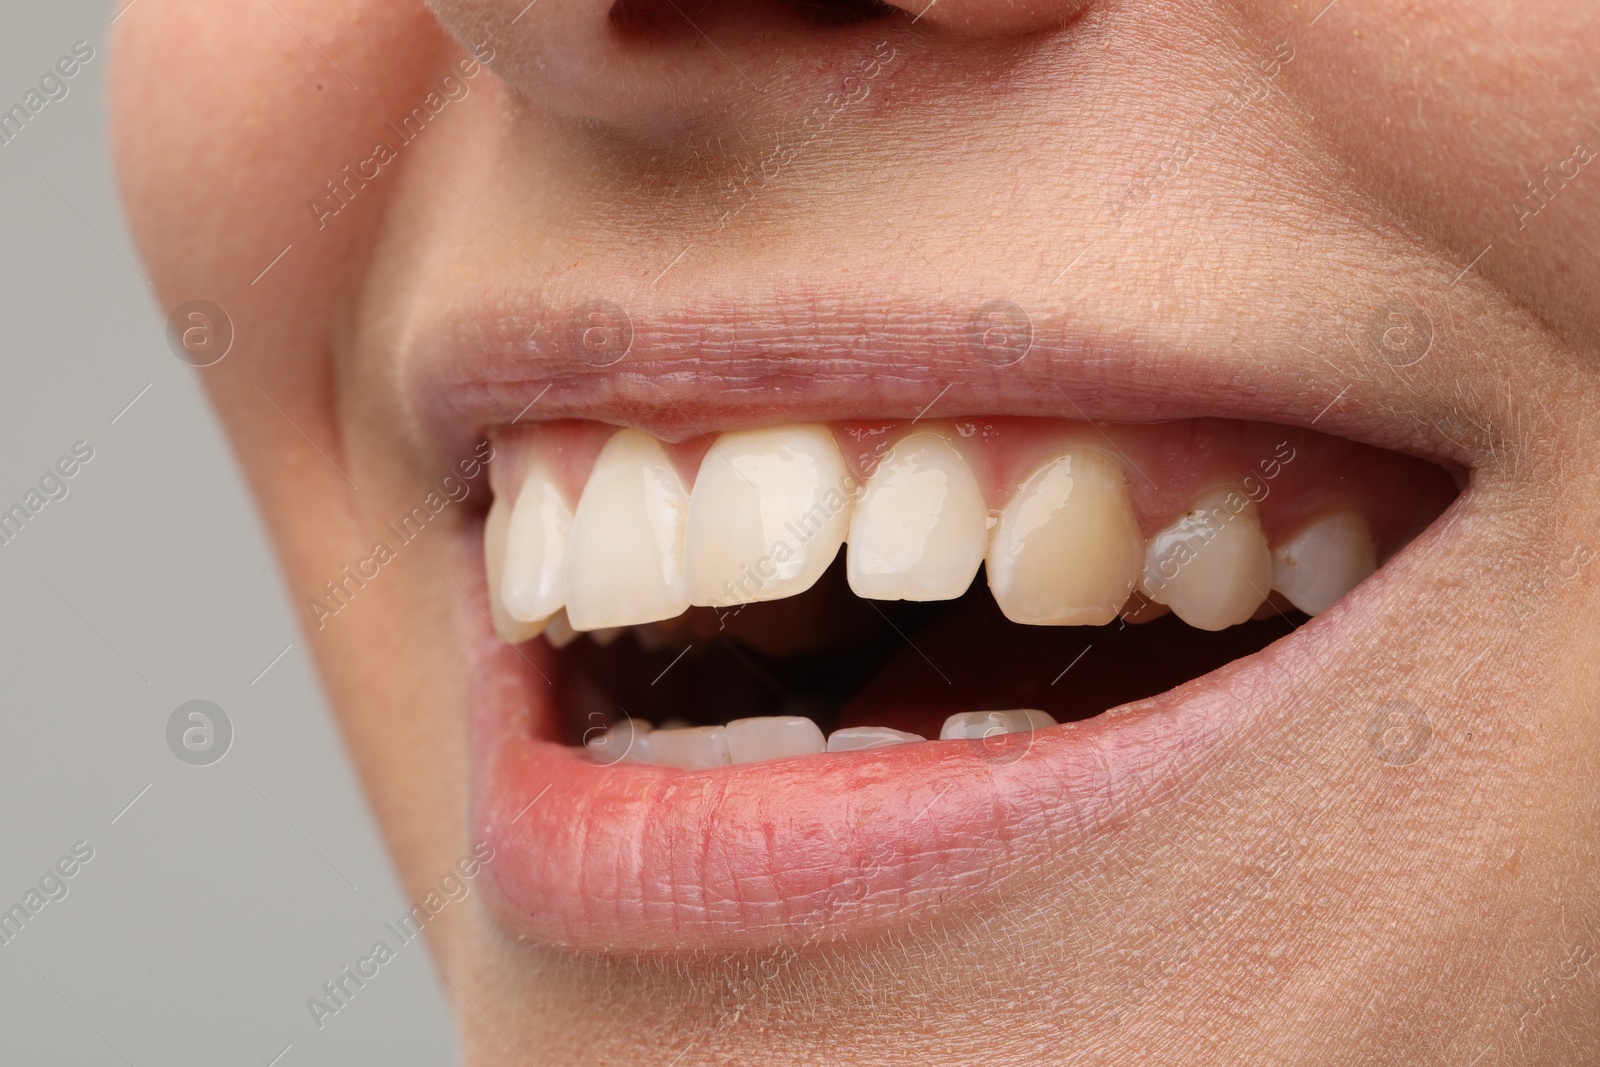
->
[404, 296, 1469, 952]
[482, 416, 1457, 765]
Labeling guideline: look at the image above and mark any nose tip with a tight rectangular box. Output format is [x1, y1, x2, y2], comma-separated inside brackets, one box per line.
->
[427, 0, 1091, 127]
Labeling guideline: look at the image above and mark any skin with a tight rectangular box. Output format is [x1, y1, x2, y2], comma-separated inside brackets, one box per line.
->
[110, 0, 1600, 1063]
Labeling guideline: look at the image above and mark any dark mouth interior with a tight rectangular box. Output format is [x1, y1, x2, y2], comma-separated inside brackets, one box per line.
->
[610, 0, 898, 37]
[552, 557, 1310, 744]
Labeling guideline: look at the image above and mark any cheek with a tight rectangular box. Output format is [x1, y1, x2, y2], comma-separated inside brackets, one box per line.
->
[1238, 0, 1600, 340]
[111, 0, 454, 432]
[111, 0, 464, 587]
[109, 0, 466, 700]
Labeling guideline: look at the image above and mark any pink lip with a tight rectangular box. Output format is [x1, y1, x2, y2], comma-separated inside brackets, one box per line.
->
[459, 532, 1320, 953]
[410, 295, 1468, 953]
[402, 293, 1472, 468]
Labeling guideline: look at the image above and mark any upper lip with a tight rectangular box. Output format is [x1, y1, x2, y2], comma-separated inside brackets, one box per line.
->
[405, 285, 1474, 953]
[402, 289, 1475, 470]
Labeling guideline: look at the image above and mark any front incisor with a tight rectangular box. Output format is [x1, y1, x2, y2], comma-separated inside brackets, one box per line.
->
[847, 431, 988, 602]
[684, 425, 853, 607]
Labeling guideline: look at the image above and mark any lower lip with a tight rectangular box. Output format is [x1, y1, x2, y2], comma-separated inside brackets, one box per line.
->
[460, 536, 1307, 953]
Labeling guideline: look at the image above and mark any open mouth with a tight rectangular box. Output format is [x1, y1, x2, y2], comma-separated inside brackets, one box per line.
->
[383, 266, 1486, 954]
[433, 356, 1464, 951]
[482, 417, 1457, 766]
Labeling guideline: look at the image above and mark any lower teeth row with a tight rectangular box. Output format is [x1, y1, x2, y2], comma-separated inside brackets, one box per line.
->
[582, 710, 1058, 768]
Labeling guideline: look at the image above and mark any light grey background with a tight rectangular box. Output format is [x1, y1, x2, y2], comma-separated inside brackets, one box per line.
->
[0, 2, 458, 1062]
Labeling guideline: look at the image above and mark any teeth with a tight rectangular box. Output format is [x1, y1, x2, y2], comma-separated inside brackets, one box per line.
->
[1272, 511, 1377, 615]
[484, 495, 548, 643]
[589, 718, 930, 764]
[588, 712, 1070, 764]
[826, 726, 926, 752]
[986, 448, 1142, 626]
[1140, 486, 1273, 631]
[649, 725, 731, 769]
[501, 460, 573, 624]
[725, 716, 827, 763]
[543, 609, 578, 649]
[1120, 591, 1171, 624]
[939, 709, 1058, 740]
[684, 425, 854, 607]
[846, 431, 988, 602]
[565, 430, 691, 630]
[585, 719, 652, 765]
[492, 422, 1381, 645]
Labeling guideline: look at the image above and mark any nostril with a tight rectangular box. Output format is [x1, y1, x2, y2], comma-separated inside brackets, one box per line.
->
[608, 0, 899, 41]
[605, 0, 680, 41]
[427, 0, 1089, 130]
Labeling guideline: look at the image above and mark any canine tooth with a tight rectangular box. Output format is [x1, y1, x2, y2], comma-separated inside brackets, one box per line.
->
[847, 432, 987, 602]
[502, 460, 573, 623]
[1141, 487, 1273, 631]
[725, 716, 827, 763]
[1272, 511, 1377, 615]
[986, 448, 1142, 626]
[684, 425, 853, 607]
[939, 709, 1058, 740]
[826, 726, 926, 752]
[485, 494, 547, 643]
[649, 725, 731, 769]
[543, 609, 578, 649]
[585, 719, 653, 765]
[566, 430, 691, 630]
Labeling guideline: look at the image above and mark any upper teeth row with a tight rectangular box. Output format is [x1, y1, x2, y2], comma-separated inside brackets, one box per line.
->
[485, 424, 1376, 640]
